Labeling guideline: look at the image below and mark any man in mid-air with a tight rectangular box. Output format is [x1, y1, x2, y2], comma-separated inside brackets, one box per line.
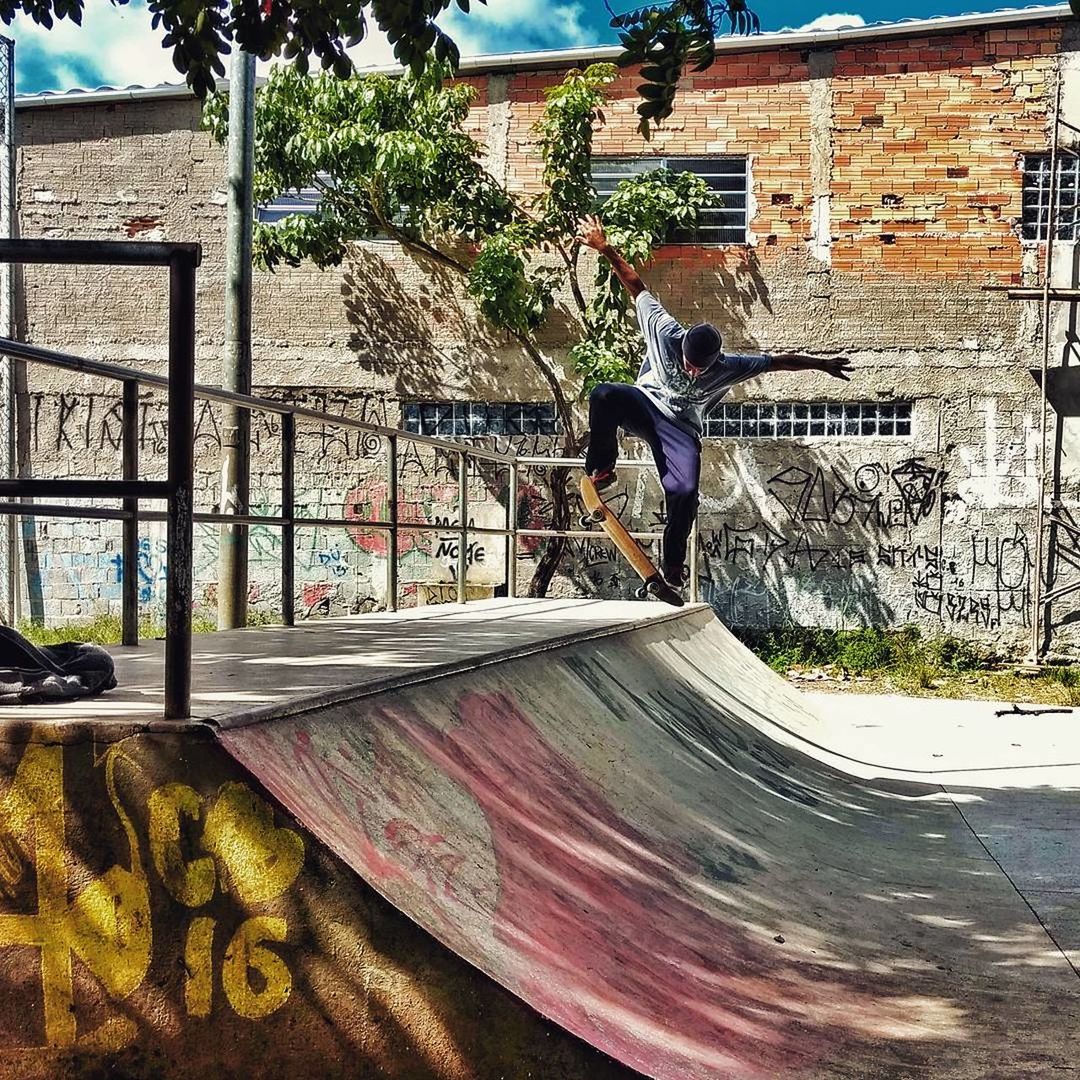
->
[576, 214, 853, 590]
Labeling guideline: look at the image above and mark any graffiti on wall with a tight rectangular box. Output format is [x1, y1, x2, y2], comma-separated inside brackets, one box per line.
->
[27, 390, 393, 459]
[912, 523, 1033, 630]
[0, 743, 304, 1051]
[110, 536, 168, 604]
[687, 450, 1034, 636]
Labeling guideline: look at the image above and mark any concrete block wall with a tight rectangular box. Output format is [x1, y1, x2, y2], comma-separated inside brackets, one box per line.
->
[10, 13, 1080, 653]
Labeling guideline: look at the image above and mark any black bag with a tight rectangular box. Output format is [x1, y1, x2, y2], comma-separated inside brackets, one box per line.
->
[0, 625, 117, 704]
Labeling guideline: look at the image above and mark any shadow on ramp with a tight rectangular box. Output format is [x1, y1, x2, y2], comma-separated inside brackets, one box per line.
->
[219, 606, 1080, 1079]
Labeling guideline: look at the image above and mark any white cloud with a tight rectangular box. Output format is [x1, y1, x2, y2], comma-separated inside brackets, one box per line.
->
[9, 0, 184, 92]
[8, 0, 404, 95]
[787, 13, 867, 32]
[441, 0, 590, 57]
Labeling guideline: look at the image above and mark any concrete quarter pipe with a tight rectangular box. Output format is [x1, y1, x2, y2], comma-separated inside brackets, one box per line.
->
[214, 603, 1080, 1079]
[0, 599, 1077, 1076]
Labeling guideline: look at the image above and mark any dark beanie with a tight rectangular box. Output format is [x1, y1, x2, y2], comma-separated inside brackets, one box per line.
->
[683, 323, 722, 369]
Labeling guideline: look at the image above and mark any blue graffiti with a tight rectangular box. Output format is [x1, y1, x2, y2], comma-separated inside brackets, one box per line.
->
[316, 546, 349, 578]
[110, 537, 167, 603]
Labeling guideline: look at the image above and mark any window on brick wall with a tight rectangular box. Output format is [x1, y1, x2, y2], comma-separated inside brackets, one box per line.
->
[257, 176, 327, 223]
[592, 157, 749, 244]
[703, 401, 912, 439]
[403, 401, 560, 438]
[1022, 153, 1080, 241]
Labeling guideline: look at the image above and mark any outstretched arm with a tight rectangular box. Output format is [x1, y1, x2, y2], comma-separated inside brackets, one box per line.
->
[576, 214, 647, 299]
[769, 353, 853, 381]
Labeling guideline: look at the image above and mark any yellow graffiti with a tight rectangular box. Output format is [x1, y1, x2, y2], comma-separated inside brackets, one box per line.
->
[0, 743, 305, 1051]
[223, 916, 292, 1019]
[148, 783, 215, 908]
[150, 781, 303, 909]
[184, 915, 215, 1017]
[203, 783, 304, 904]
[0, 744, 149, 1049]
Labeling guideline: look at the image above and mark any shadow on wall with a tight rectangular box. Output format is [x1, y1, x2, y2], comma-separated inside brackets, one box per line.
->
[338, 243, 775, 404]
[341, 245, 551, 403]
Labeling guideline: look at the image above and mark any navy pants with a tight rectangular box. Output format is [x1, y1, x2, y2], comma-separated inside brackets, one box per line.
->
[584, 383, 700, 575]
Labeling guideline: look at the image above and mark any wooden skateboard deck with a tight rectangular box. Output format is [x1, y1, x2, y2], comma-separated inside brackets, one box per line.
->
[579, 474, 684, 607]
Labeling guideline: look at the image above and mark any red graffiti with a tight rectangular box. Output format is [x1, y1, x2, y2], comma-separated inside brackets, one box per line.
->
[378, 692, 870, 1080]
[344, 482, 455, 555]
[302, 582, 334, 614]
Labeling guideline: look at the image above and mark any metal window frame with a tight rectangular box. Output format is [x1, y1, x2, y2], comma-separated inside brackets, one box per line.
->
[591, 155, 750, 245]
[1022, 152, 1080, 242]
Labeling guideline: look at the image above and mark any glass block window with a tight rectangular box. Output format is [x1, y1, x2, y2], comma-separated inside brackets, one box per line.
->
[703, 401, 912, 439]
[592, 157, 749, 244]
[1022, 153, 1080, 241]
[403, 401, 559, 438]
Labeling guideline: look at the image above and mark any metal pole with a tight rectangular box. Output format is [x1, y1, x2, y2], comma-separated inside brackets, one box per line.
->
[1030, 79, 1062, 664]
[280, 412, 295, 626]
[689, 517, 700, 604]
[121, 379, 139, 645]
[164, 252, 197, 721]
[218, 49, 256, 630]
[506, 462, 518, 599]
[386, 434, 398, 611]
[457, 451, 468, 605]
[0, 37, 13, 626]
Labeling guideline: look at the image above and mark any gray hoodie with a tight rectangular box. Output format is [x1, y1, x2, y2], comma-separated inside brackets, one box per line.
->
[635, 291, 770, 437]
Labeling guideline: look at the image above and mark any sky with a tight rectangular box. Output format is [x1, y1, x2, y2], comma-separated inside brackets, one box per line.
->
[3, 0, 1062, 96]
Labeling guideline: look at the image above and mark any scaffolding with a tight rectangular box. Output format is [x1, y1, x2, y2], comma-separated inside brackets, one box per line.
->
[988, 77, 1080, 661]
[0, 36, 12, 625]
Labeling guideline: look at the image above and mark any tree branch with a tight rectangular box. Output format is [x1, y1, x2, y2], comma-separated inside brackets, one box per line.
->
[557, 240, 590, 322]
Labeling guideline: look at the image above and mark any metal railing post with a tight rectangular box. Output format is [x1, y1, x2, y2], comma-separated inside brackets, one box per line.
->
[164, 251, 197, 720]
[689, 517, 700, 604]
[386, 434, 398, 612]
[280, 412, 295, 626]
[1031, 79, 1063, 664]
[457, 450, 468, 605]
[121, 378, 139, 645]
[506, 462, 518, 599]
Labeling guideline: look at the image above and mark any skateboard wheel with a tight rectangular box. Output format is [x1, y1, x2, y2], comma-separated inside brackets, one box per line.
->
[635, 585, 648, 600]
[580, 515, 595, 529]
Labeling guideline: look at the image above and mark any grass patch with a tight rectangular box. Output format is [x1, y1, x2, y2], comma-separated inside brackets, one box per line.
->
[17, 610, 272, 646]
[738, 624, 989, 680]
[737, 622, 1080, 704]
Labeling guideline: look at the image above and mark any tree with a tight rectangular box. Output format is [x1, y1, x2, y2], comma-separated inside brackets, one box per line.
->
[1, 0, 757, 129]
[609, 0, 760, 132]
[203, 61, 717, 595]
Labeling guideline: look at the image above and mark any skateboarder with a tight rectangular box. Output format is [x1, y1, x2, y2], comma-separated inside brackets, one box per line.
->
[576, 213, 853, 589]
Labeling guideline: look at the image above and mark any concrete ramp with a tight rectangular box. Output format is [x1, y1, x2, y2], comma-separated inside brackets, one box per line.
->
[214, 603, 1080, 1079]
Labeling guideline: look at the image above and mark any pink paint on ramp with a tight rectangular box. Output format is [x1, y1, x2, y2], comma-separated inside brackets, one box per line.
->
[220, 605, 1080, 1079]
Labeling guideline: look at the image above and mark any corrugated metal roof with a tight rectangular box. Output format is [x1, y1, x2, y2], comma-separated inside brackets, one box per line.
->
[14, 3, 1073, 109]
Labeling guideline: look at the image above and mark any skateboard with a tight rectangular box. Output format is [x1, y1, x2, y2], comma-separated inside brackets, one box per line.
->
[579, 474, 684, 607]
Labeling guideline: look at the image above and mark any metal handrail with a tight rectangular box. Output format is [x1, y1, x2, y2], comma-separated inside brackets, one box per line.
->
[0, 336, 515, 464]
[0, 238, 201, 718]
[0, 240, 701, 718]
[0, 342, 517, 646]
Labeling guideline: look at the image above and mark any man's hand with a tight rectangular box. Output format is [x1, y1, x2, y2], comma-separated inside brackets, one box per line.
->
[576, 214, 608, 252]
[819, 356, 853, 381]
[575, 214, 647, 299]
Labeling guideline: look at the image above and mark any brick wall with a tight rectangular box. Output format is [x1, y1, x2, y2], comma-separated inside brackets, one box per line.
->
[11, 13, 1079, 652]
